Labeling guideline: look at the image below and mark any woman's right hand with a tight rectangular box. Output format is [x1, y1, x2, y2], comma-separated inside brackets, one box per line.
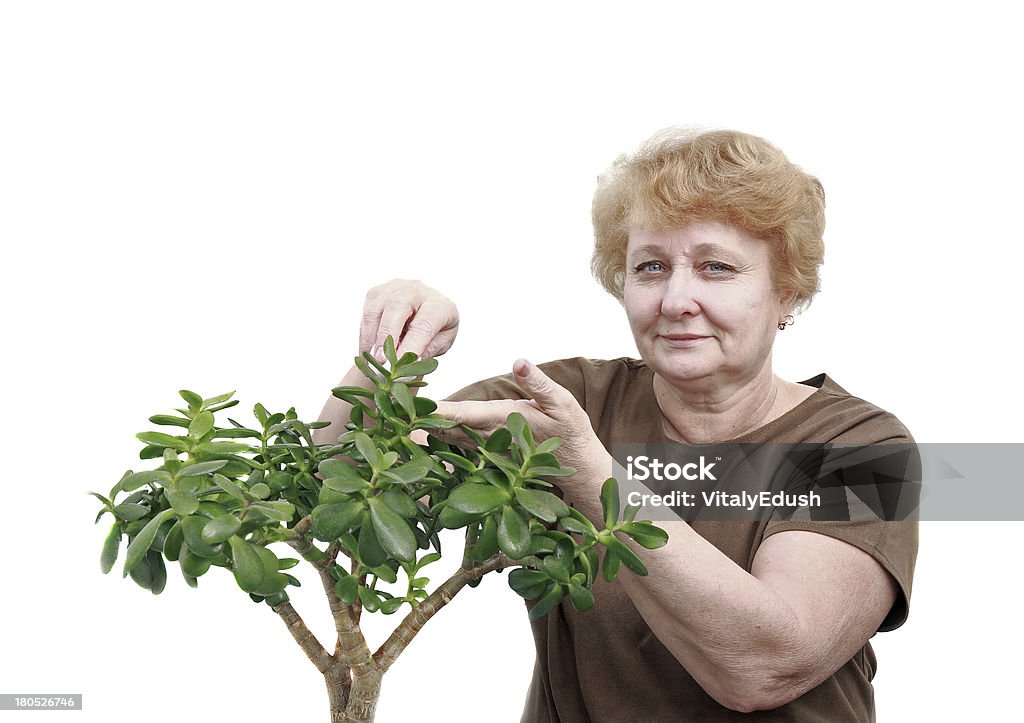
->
[359, 279, 460, 360]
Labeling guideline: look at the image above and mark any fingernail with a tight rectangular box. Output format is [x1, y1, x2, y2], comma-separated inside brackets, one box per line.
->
[514, 359, 532, 377]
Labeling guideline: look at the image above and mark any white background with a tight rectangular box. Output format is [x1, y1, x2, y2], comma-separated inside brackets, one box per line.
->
[2, 2, 1020, 721]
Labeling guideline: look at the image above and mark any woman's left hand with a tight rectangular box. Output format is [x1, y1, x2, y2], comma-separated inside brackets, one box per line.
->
[433, 360, 612, 501]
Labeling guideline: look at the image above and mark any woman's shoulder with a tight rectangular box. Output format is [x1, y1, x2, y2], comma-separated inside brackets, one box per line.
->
[788, 373, 915, 445]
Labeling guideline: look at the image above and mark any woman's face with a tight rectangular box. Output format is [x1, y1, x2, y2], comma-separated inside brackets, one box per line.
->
[623, 220, 792, 389]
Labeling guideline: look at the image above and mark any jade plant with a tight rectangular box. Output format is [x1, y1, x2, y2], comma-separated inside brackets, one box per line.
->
[92, 338, 668, 722]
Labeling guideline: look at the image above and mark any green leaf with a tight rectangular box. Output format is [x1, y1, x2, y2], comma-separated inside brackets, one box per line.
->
[180, 550, 212, 578]
[535, 438, 562, 454]
[507, 568, 549, 599]
[392, 382, 416, 420]
[147, 551, 167, 594]
[112, 503, 150, 522]
[335, 575, 358, 604]
[358, 586, 381, 613]
[181, 515, 224, 558]
[542, 554, 571, 584]
[266, 470, 292, 491]
[253, 547, 287, 595]
[188, 411, 214, 440]
[123, 508, 176, 576]
[177, 460, 228, 478]
[193, 441, 250, 455]
[447, 484, 507, 515]
[101, 523, 121, 574]
[413, 396, 438, 415]
[138, 431, 191, 452]
[619, 521, 669, 549]
[202, 514, 241, 544]
[381, 456, 434, 485]
[358, 518, 388, 567]
[213, 428, 261, 439]
[603, 535, 648, 576]
[213, 473, 246, 501]
[118, 470, 171, 493]
[163, 521, 184, 561]
[393, 358, 438, 378]
[149, 414, 190, 428]
[318, 458, 363, 479]
[383, 335, 398, 365]
[466, 515, 499, 562]
[568, 581, 595, 612]
[506, 412, 535, 453]
[483, 428, 512, 453]
[248, 482, 271, 500]
[202, 391, 236, 409]
[332, 385, 374, 400]
[497, 505, 531, 559]
[370, 563, 399, 584]
[601, 549, 621, 582]
[179, 389, 203, 410]
[478, 448, 521, 483]
[323, 475, 368, 494]
[559, 516, 592, 535]
[368, 497, 417, 562]
[311, 502, 364, 541]
[129, 554, 154, 591]
[528, 582, 565, 621]
[514, 488, 570, 523]
[139, 445, 165, 460]
[228, 536, 266, 592]
[353, 432, 379, 468]
[90, 491, 113, 508]
[166, 489, 199, 516]
[438, 504, 481, 529]
[250, 501, 296, 523]
[380, 490, 418, 518]
[600, 477, 620, 529]
[435, 451, 477, 473]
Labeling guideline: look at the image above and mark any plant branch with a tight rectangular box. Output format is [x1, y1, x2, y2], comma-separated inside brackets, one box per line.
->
[372, 552, 515, 672]
[316, 565, 376, 672]
[272, 600, 333, 675]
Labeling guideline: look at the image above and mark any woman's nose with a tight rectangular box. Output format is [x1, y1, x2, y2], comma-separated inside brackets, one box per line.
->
[659, 270, 701, 319]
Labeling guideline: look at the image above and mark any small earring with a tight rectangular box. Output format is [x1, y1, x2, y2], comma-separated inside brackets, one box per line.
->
[777, 314, 794, 331]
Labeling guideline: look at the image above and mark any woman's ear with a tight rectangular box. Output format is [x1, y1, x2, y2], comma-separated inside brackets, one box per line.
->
[777, 288, 798, 315]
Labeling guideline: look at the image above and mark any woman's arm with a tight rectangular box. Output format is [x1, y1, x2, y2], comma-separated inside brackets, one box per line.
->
[568, 494, 897, 712]
[435, 360, 898, 713]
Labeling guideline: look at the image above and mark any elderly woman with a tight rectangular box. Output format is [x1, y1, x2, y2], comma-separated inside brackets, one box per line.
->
[316, 129, 918, 721]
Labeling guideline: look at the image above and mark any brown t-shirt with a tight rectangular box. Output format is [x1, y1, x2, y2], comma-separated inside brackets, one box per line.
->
[447, 357, 919, 722]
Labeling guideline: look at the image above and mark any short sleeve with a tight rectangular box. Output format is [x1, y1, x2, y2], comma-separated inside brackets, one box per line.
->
[763, 429, 921, 632]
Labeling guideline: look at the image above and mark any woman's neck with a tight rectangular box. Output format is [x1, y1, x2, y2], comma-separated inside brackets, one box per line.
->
[652, 363, 810, 444]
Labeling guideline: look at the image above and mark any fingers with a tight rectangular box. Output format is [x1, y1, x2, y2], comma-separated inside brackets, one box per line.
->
[395, 298, 459, 359]
[434, 399, 536, 433]
[511, 359, 573, 414]
[359, 280, 459, 360]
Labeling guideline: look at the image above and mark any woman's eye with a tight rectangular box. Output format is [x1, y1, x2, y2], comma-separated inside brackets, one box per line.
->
[702, 261, 733, 274]
[634, 261, 665, 273]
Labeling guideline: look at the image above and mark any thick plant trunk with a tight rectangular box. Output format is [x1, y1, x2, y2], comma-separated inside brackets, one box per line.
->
[327, 668, 382, 723]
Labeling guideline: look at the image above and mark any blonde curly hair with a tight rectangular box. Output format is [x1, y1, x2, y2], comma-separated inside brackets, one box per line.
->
[591, 128, 826, 310]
